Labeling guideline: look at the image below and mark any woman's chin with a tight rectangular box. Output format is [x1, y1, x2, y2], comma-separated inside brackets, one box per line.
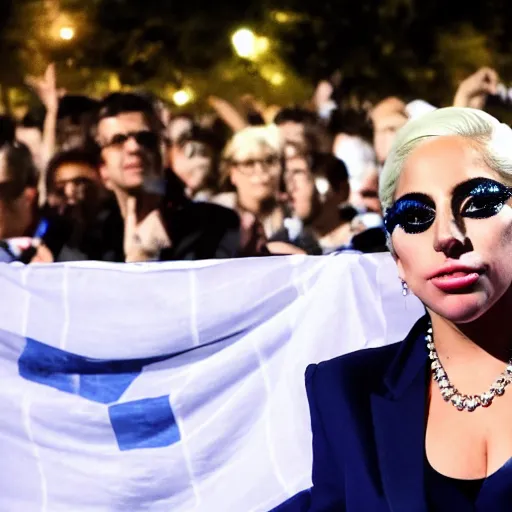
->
[427, 293, 490, 324]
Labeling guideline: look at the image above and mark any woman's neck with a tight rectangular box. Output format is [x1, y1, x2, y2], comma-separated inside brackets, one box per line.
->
[237, 196, 277, 218]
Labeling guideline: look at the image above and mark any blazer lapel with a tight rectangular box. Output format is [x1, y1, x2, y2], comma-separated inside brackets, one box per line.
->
[370, 315, 430, 512]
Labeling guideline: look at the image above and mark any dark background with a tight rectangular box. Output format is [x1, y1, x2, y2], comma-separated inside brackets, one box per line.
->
[1, 0, 511, 112]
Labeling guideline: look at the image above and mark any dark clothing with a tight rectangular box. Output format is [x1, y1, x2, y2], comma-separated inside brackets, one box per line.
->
[0, 243, 15, 263]
[159, 200, 241, 261]
[270, 227, 323, 255]
[270, 224, 388, 255]
[273, 315, 512, 512]
[348, 226, 388, 253]
[40, 198, 125, 263]
[425, 457, 485, 510]
[48, 196, 241, 263]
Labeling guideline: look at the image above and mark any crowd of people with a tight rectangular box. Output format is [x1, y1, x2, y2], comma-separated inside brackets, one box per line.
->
[0, 64, 502, 264]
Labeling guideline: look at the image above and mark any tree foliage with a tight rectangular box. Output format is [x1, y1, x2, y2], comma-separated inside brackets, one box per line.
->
[0, 0, 511, 111]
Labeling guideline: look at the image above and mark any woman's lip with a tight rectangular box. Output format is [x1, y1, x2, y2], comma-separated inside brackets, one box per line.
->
[430, 272, 481, 292]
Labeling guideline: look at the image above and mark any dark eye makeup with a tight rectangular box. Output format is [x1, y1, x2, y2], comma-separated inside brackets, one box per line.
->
[384, 193, 435, 234]
[453, 177, 512, 220]
[384, 177, 512, 235]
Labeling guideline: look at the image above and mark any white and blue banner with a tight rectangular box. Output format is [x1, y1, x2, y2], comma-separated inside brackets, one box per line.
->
[0, 253, 424, 512]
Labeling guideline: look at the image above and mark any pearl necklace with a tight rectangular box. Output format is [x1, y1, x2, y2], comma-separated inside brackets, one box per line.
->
[427, 322, 512, 412]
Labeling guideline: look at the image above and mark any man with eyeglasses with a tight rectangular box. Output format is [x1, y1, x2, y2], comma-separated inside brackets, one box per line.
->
[95, 93, 245, 262]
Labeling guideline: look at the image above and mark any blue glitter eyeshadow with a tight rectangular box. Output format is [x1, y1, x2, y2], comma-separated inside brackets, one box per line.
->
[454, 177, 512, 219]
[384, 193, 435, 235]
[385, 178, 512, 236]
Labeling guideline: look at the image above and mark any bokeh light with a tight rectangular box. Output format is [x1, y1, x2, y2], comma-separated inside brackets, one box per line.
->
[173, 89, 193, 106]
[231, 28, 257, 59]
[59, 26, 75, 41]
[269, 72, 285, 86]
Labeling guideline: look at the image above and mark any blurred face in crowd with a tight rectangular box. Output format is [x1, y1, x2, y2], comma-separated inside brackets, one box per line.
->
[284, 156, 348, 224]
[167, 117, 193, 145]
[58, 117, 91, 151]
[229, 142, 281, 208]
[350, 168, 382, 215]
[278, 121, 305, 146]
[50, 162, 103, 211]
[97, 112, 161, 194]
[284, 156, 317, 221]
[171, 140, 213, 196]
[390, 136, 512, 323]
[0, 154, 36, 239]
[373, 112, 408, 165]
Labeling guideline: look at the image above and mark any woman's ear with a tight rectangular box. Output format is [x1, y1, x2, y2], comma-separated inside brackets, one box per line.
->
[396, 255, 406, 282]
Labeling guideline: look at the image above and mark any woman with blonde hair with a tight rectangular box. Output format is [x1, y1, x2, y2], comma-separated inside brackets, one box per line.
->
[276, 107, 512, 511]
[214, 125, 286, 238]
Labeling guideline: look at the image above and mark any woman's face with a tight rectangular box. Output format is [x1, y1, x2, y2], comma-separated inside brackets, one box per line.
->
[390, 135, 512, 323]
[229, 143, 281, 205]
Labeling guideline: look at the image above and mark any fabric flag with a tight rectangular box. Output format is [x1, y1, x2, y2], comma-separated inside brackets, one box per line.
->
[0, 253, 424, 512]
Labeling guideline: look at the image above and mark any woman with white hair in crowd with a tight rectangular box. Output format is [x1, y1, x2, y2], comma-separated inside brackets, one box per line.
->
[214, 125, 286, 238]
[275, 107, 512, 511]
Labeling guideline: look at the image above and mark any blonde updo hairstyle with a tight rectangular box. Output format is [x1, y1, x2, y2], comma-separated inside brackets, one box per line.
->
[379, 107, 512, 251]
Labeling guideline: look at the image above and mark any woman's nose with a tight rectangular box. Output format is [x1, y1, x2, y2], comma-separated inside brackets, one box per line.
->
[433, 210, 467, 256]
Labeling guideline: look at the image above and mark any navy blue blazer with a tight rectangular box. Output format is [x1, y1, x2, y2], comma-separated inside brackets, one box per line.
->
[273, 314, 433, 512]
[272, 314, 512, 511]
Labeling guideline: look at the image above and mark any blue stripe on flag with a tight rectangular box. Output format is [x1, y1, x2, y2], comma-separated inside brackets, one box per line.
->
[18, 338, 169, 404]
[18, 338, 181, 451]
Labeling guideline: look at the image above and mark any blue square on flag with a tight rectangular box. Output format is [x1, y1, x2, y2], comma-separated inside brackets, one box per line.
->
[109, 395, 180, 451]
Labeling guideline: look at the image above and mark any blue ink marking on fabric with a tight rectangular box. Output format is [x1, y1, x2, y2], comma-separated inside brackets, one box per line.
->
[109, 395, 180, 451]
[18, 338, 181, 450]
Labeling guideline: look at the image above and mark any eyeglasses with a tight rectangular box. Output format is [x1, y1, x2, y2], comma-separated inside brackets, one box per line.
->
[384, 177, 512, 235]
[101, 130, 159, 150]
[231, 154, 281, 174]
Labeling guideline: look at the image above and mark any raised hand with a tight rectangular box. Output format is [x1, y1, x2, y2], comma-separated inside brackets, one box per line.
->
[453, 67, 499, 110]
[123, 197, 171, 263]
[25, 63, 66, 112]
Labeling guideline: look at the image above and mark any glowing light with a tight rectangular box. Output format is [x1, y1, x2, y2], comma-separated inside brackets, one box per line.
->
[261, 65, 286, 87]
[273, 11, 291, 23]
[231, 28, 257, 59]
[108, 73, 122, 92]
[269, 72, 285, 86]
[255, 36, 270, 54]
[173, 89, 193, 107]
[59, 26, 75, 41]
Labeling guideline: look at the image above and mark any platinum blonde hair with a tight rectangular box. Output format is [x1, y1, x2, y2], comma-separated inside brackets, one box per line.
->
[379, 107, 512, 214]
[220, 124, 283, 182]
